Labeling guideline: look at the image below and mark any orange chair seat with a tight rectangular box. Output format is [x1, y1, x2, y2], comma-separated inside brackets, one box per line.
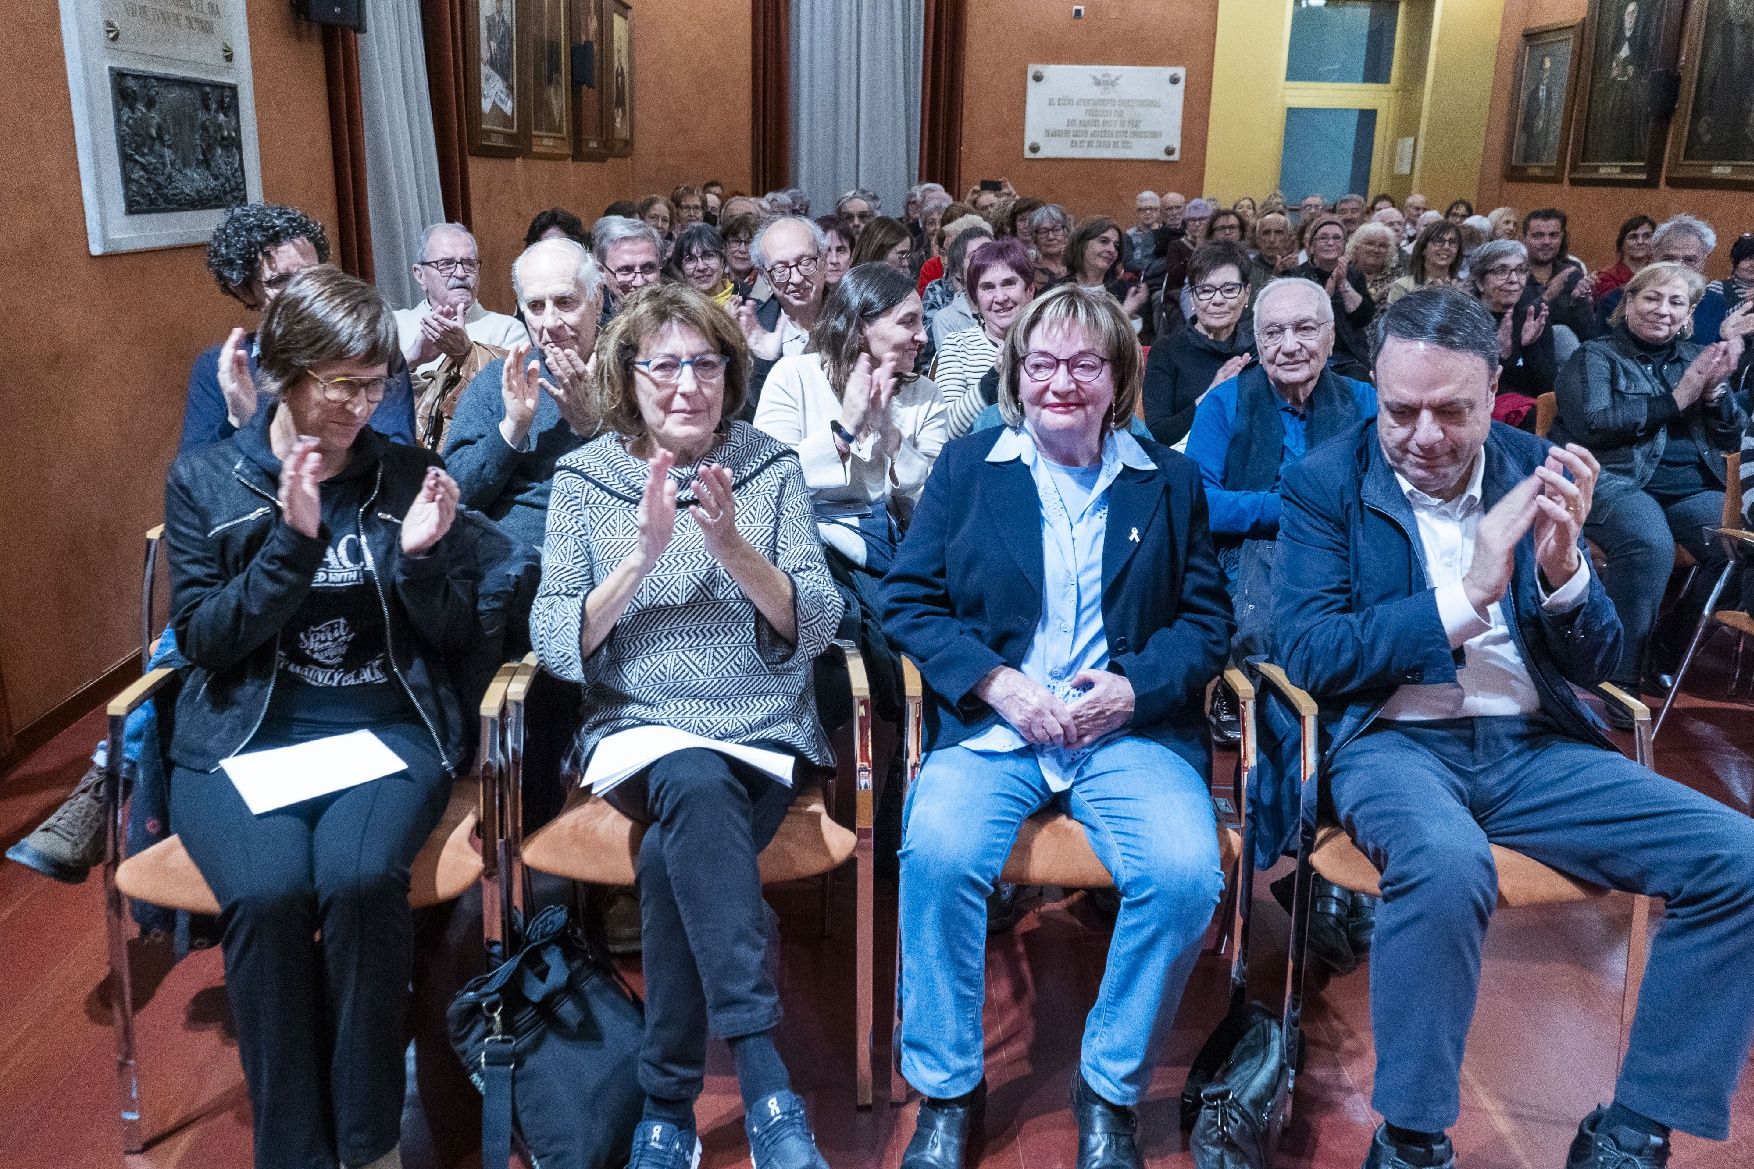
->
[1000, 813, 1242, 889]
[1311, 824, 1601, 907]
[115, 781, 483, 916]
[519, 782, 855, 886]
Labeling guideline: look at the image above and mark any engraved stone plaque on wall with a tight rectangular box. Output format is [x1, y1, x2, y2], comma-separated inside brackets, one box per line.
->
[1023, 64, 1186, 162]
[62, 0, 263, 254]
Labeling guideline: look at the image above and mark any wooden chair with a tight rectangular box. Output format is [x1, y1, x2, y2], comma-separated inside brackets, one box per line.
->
[1655, 451, 1752, 734]
[511, 640, 882, 1106]
[101, 526, 516, 1155]
[1254, 660, 1656, 1130]
[1533, 391, 1557, 438]
[891, 658, 1251, 1102]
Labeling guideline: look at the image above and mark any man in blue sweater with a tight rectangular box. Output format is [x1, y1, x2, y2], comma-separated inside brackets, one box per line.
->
[178, 203, 414, 455]
[444, 237, 606, 553]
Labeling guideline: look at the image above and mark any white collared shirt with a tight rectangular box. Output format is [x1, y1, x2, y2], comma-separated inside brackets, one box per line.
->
[776, 310, 811, 358]
[962, 426, 1157, 790]
[1378, 453, 1591, 721]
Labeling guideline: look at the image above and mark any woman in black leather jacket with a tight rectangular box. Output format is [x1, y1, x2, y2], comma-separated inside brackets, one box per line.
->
[162, 267, 480, 1169]
[1553, 260, 1748, 694]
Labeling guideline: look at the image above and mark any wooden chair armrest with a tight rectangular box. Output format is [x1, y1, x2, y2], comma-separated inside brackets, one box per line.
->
[1251, 661, 1318, 717]
[1707, 527, 1754, 552]
[475, 660, 523, 858]
[833, 642, 876, 831]
[106, 667, 178, 721]
[146, 524, 164, 542]
[1596, 682, 1653, 770]
[1222, 661, 1258, 783]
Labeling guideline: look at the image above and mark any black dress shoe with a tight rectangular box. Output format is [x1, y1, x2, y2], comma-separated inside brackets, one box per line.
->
[1565, 1106, 1670, 1168]
[901, 1081, 986, 1169]
[1071, 1073, 1140, 1169]
[1207, 685, 1242, 745]
[986, 883, 1019, 935]
[1271, 872, 1364, 974]
[1362, 1125, 1455, 1168]
[1346, 889, 1377, 957]
[1597, 694, 1637, 732]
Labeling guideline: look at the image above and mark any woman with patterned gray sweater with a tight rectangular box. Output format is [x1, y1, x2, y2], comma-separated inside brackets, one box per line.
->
[531, 283, 843, 1169]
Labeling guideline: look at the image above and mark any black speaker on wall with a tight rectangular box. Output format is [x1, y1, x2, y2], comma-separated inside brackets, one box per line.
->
[572, 42, 596, 88]
[293, 0, 366, 33]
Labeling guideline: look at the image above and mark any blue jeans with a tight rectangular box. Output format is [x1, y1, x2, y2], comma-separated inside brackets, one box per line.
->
[899, 736, 1223, 1105]
[1331, 716, 1754, 1138]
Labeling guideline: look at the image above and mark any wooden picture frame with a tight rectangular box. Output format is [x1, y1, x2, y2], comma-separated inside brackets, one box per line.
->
[1664, 0, 1754, 188]
[570, 0, 610, 160]
[525, 0, 571, 158]
[1566, 0, 1683, 185]
[1504, 23, 1581, 181]
[604, 0, 633, 158]
[464, 0, 527, 156]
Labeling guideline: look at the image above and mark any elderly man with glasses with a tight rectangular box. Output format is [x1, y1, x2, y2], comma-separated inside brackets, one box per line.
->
[730, 215, 829, 413]
[593, 215, 665, 313]
[443, 238, 608, 553]
[394, 222, 529, 449]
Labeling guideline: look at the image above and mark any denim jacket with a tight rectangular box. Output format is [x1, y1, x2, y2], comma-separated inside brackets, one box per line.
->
[1552, 325, 1747, 491]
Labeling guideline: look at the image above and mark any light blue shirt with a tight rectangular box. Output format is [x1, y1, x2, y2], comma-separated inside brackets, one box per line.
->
[962, 425, 1158, 790]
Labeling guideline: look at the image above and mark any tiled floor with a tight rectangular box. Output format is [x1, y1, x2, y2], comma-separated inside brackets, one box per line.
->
[3, 658, 1753, 1169]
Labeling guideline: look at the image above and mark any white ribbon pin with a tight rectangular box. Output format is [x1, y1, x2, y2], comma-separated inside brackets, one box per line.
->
[1129, 527, 1140, 543]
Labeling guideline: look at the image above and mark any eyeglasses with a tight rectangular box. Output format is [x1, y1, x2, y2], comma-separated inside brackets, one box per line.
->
[306, 369, 389, 404]
[611, 262, 661, 281]
[1035, 225, 1069, 238]
[1020, 350, 1109, 383]
[1258, 321, 1328, 347]
[681, 251, 723, 268]
[1482, 265, 1530, 281]
[766, 255, 821, 283]
[725, 237, 753, 249]
[418, 258, 481, 275]
[634, 353, 730, 384]
[1193, 281, 1247, 302]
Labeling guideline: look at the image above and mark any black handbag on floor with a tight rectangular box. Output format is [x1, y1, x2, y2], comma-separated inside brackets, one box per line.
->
[1182, 751, 1293, 1169]
[448, 903, 646, 1169]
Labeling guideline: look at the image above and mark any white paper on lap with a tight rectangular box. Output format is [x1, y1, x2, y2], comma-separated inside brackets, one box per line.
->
[221, 729, 409, 815]
[582, 726, 795, 795]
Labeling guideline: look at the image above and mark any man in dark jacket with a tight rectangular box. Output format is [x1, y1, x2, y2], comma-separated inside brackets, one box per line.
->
[180, 203, 414, 454]
[1274, 287, 1754, 1169]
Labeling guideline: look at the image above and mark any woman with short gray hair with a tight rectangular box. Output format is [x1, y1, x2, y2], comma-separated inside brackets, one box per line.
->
[1028, 203, 1074, 287]
[1469, 237, 1554, 429]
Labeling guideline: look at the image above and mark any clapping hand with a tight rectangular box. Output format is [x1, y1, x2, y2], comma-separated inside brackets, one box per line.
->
[500, 341, 541, 447]
[635, 448, 678, 569]
[1461, 475, 1543, 616]
[278, 435, 323, 539]
[689, 463, 745, 561]
[1326, 258, 1349, 296]
[1520, 300, 1549, 348]
[1531, 443, 1597, 588]
[218, 327, 259, 429]
[541, 344, 598, 437]
[1673, 341, 1739, 409]
[1121, 280, 1149, 317]
[730, 296, 782, 362]
[1066, 669, 1135, 748]
[838, 352, 901, 441]
[976, 667, 1077, 748]
[419, 303, 471, 363]
[402, 467, 460, 556]
[1208, 354, 1252, 390]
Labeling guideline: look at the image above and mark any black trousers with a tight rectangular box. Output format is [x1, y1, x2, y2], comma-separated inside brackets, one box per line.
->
[604, 746, 797, 1101]
[171, 712, 449, 1169]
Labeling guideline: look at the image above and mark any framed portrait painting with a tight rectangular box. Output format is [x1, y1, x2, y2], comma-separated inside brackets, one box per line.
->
[1504, 24, 1580, 181]
[571, 0, 610, 159]
[1665, 0, 1754, 187]
[1567, 0, 1683, 184]
[526, 0, 571, 158]
[465, 0, 526, 156]
[605, 0, 632, 158]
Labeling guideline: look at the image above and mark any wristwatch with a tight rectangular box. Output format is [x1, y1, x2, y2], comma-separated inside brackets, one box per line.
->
[830, 419, 857, 449]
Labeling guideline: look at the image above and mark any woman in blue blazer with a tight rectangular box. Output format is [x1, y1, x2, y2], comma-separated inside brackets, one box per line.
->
[881, 285, 1233, 1169]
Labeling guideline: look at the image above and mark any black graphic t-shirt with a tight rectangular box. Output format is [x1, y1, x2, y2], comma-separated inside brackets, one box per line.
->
[277, 472, 397, 692]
